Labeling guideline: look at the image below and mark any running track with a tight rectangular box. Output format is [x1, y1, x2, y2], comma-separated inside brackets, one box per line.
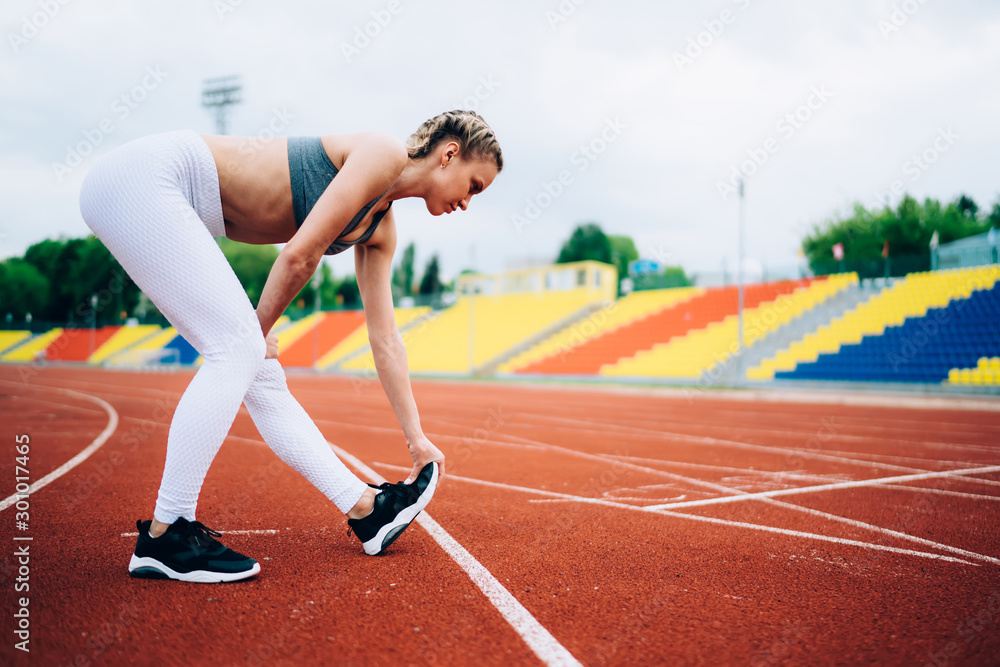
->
[1, 365, 999, 665]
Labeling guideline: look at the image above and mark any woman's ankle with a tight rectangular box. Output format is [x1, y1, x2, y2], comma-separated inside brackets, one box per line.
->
[149, 518, 170, 538]
[347, 487, 377, 520]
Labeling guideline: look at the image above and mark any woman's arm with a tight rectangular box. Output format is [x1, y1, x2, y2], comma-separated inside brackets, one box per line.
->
[355, 210, 445, 484]
[255, 134, 406, 336]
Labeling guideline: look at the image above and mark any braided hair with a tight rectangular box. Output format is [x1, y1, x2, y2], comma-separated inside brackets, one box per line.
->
[407, 110, 503, 172]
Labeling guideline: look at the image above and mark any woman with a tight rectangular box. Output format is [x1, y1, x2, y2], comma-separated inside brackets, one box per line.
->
[79, 110, 503, 582]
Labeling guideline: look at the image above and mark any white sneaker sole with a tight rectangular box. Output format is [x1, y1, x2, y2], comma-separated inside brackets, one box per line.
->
[361, 462, 439, 556]
[128, 554, 261, 583]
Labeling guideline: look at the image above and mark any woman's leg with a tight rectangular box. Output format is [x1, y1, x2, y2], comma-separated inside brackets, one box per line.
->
[242, 359, 368, 514]
[80, 131, 266, 525]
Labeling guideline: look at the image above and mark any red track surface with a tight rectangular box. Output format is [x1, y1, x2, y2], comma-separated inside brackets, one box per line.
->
[1, 365, 999, 665]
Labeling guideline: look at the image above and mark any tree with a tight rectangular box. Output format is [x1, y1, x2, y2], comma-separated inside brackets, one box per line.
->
[336, 275, 360, 307]
[801, 194, 994, 276]
[22, 235, 141, 324]
[418, 255, 442, 295]
[557, 223, 612, 265]
[988, 195, 1000, 228]
[608, 234, 638, 281]
[392, 242, 416, 297]
[216, 238, 279, 307]
[957, 194, 978, 220]
[0, 259, 49, 320]
[660, 266, 692, 288]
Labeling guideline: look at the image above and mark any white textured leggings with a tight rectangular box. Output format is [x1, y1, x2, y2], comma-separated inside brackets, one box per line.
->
[79, 130, 367, 524]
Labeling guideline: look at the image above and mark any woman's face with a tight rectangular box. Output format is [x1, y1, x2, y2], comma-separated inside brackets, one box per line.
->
[426, 143, 499, 216]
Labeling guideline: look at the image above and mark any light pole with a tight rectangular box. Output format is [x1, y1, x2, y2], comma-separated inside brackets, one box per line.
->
[201, 76, 242, 135]
[311, 266, 322, 368]
[89, 293, 98, 359]
[736, 179, 746, 386]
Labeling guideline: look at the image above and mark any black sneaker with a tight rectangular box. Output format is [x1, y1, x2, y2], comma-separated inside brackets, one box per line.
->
[347, 462, 439, 555]
[128, 517, 261, 583]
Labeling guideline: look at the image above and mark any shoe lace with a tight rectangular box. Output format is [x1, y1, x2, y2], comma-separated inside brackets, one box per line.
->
[183, 521, 222, 550]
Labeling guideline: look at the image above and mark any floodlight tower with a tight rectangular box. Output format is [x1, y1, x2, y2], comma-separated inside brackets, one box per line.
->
[736, 179, 746, 386]
[201, 75, 243, 135]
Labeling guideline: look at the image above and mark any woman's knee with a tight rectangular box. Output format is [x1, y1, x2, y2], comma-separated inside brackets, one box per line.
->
[204, 326, 267, 374]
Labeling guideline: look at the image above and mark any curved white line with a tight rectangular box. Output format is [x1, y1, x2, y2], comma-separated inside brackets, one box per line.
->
[1, 388, 119, 512]
[328, 443, 582, 667]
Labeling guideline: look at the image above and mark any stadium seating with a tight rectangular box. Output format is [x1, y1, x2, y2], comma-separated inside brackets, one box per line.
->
[1, 329, 63, 362]
[949, 357, 1000, 386]
[604, 275, 858, 379]
[0, 331, 31, 356]
[41, 326, 121, 362]
[759, 266, 1000, 382]
[501, 287, 702, 374]
[318, 307, 431, 370]
[90, 324, 162, 363]
[603, 278, 821, 378]
[351, 290, 602, 374]
[519, 280, 810, 376]
[280, 311, 366, 368]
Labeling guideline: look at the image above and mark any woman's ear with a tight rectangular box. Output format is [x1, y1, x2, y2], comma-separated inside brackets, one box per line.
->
[441, 141, 461, 167]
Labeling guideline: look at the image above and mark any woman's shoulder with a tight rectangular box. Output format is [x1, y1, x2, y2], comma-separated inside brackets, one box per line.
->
[322, 132, 407, 173]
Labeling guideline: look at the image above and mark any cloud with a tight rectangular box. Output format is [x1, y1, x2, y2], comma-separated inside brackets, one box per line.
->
[2, 0, 999, 280]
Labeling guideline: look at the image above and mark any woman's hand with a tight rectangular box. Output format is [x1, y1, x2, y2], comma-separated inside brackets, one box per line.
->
[405, 435, 445, 485]
[265, 331, 279, 359]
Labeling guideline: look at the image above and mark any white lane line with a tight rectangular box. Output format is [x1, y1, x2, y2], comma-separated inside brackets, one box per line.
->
[1, 388, 119, 512]
[607, 454, 1000, 503]
[329, 444, 581, 667]
[645, 465, 1000, 511]
[120, 529, 278, 537]
[373, 464, 976, 567]
[580, 455, 1000, 567]
[412, 419, 1000, 565]
[520, 410, 1000, 457]
[492, 421, 1000, 493]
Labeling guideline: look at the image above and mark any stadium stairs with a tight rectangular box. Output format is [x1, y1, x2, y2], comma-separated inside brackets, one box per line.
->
[603, 278, 821, 379]
[350, 290, 605, 375]
[776, 272, 1000, 383]
[519, 280, 808, 376]
[752, 265, 999, 383]
[280, 311, 366, 368]
[713, 275, 874, 385]
[0, 331, 32, 357]
[502, 287, 702, 375]
[319, 307, 433, 371]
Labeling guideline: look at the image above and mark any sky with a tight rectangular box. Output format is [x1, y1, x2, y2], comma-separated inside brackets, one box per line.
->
[2, 0, 999, 284]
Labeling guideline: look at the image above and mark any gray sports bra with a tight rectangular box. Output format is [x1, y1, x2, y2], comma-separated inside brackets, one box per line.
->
[287, 136, 392, 256]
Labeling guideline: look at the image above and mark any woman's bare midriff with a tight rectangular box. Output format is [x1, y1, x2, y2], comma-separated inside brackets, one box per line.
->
[199, 134, 386, 246]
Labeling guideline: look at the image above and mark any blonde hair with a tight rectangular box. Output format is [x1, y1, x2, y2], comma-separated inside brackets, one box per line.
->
[407, 110, 503, 172]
